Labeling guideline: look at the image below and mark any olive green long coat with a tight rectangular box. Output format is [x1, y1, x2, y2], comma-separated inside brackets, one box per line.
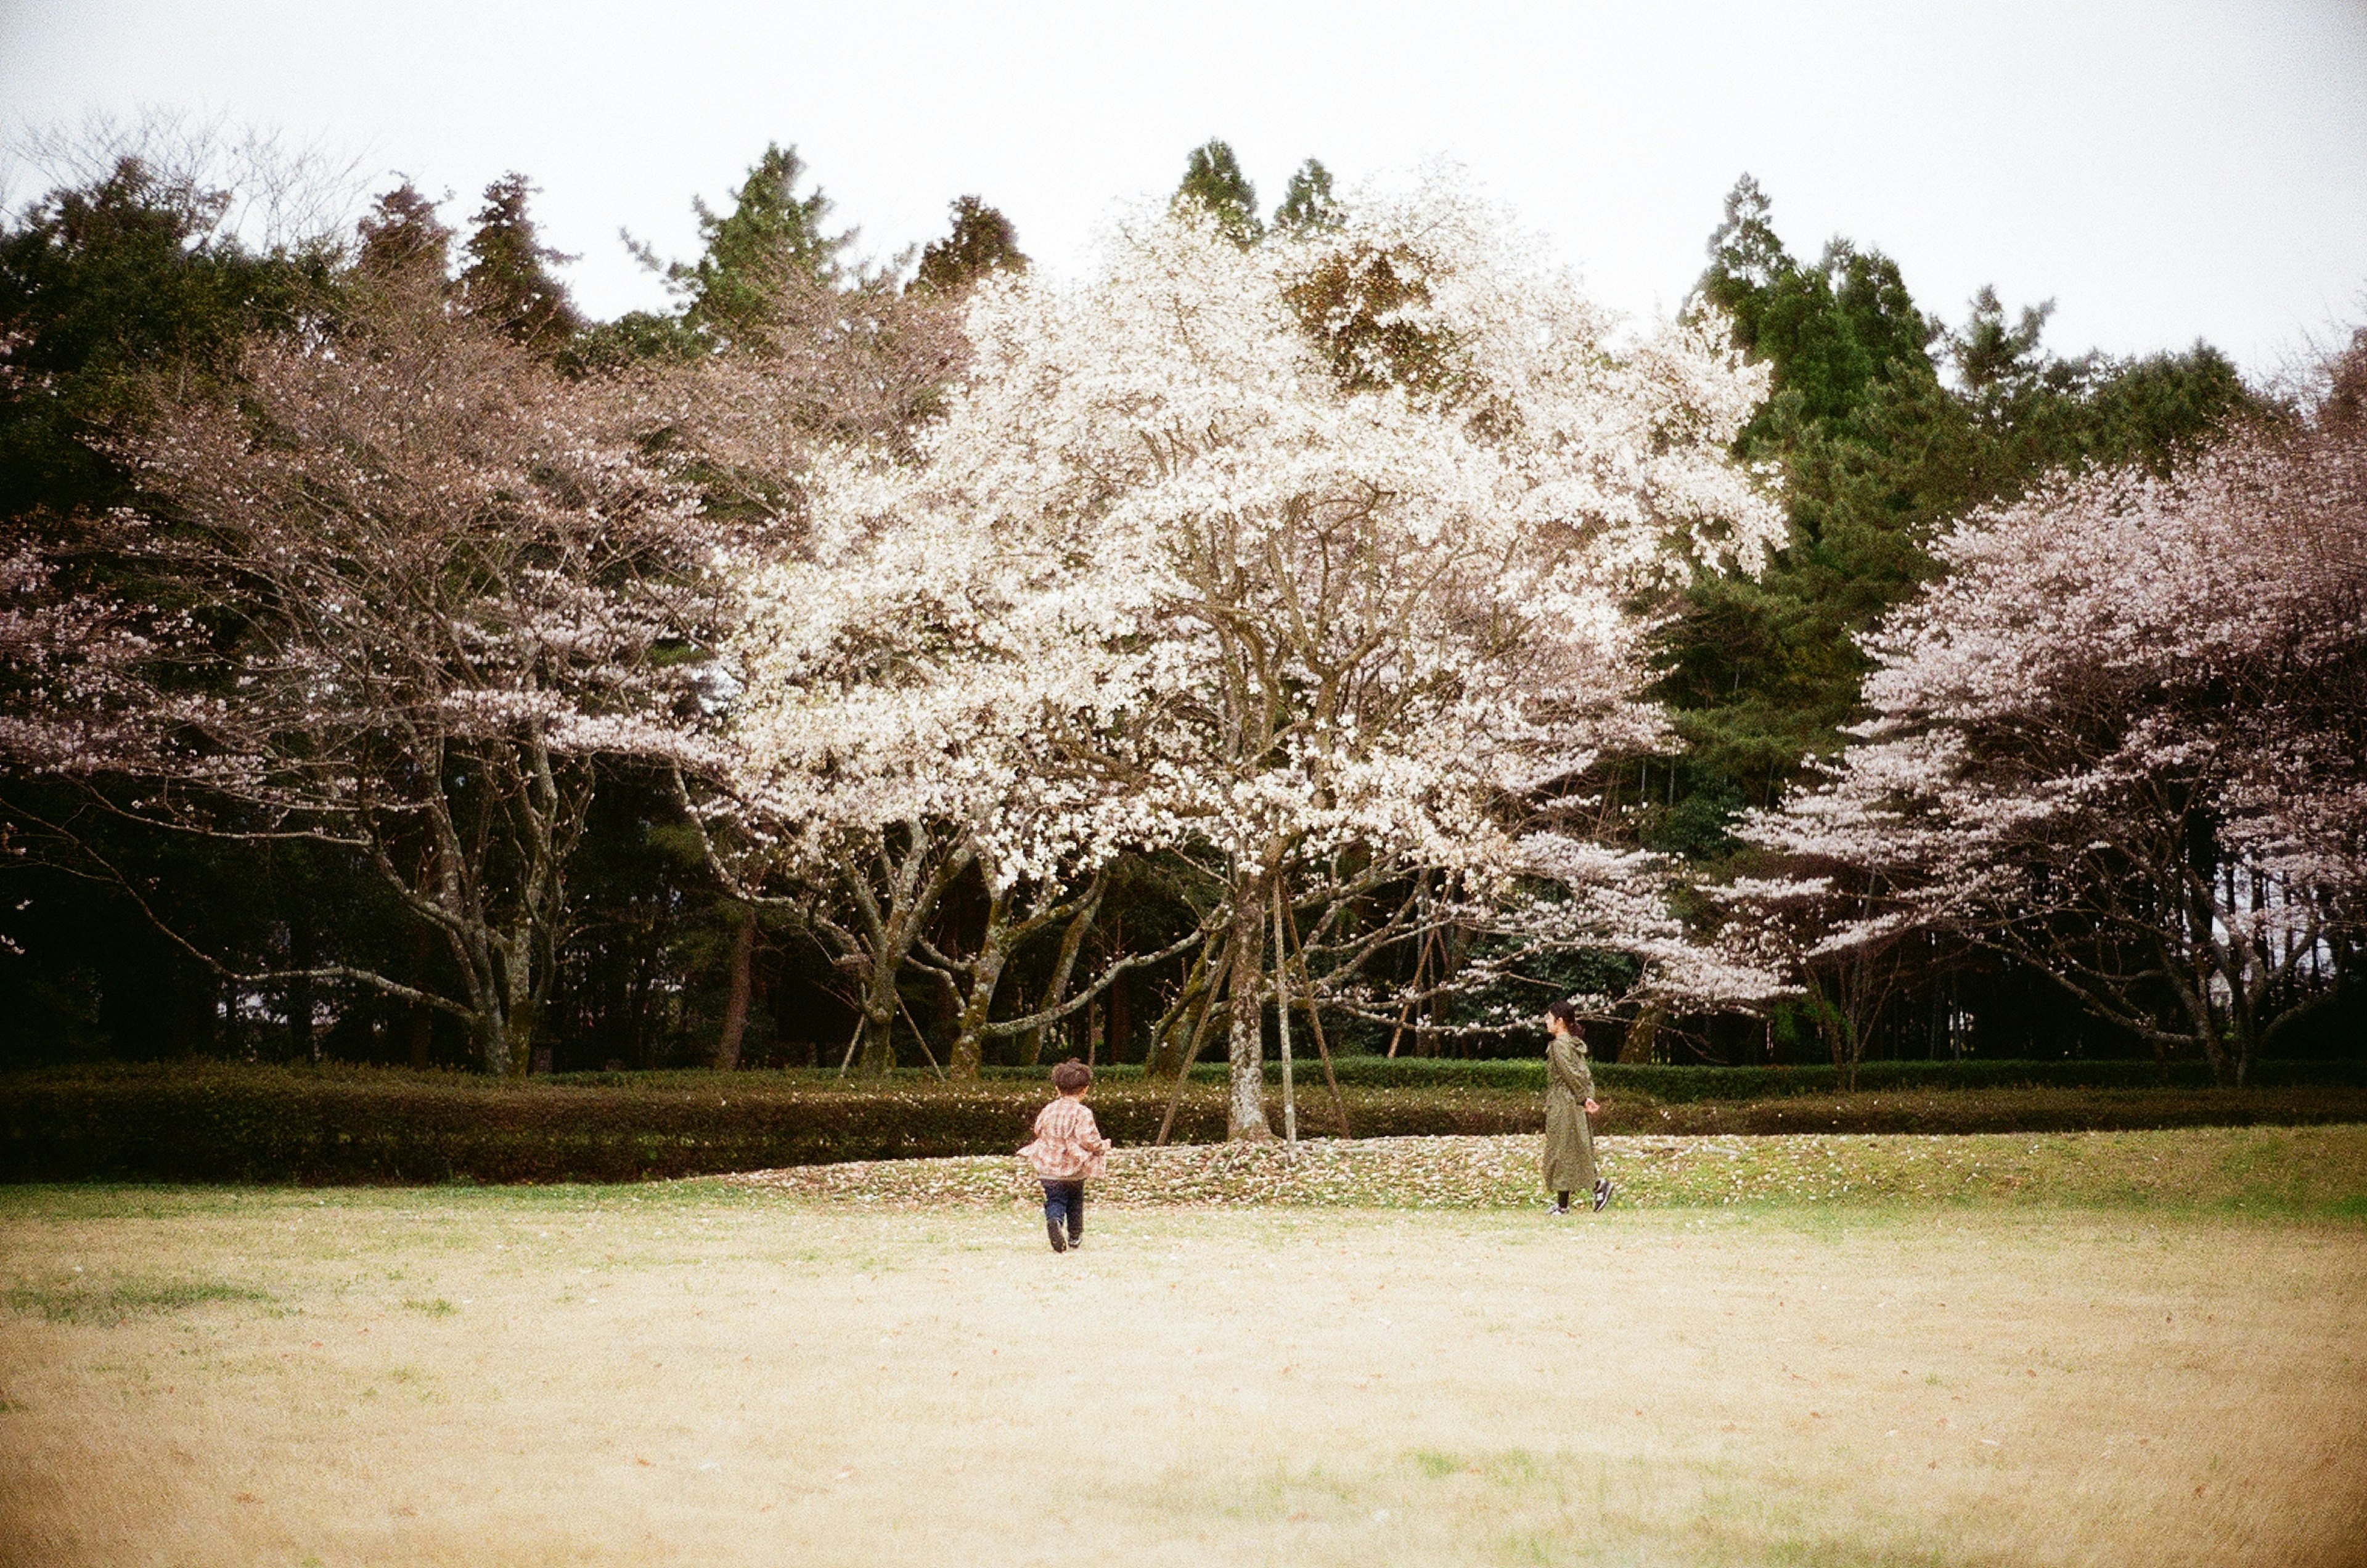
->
[1542, 1033, 1598, 1194]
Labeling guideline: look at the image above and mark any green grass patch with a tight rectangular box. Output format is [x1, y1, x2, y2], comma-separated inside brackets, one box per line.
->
[2, 1274, 271, 1324]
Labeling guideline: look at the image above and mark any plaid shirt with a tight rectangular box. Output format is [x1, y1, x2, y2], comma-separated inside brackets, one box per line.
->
[1020, 1096, 1110, 1180]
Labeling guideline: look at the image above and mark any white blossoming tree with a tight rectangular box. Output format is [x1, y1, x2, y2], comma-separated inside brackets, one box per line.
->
[717, 461, 1208, 1077]
[1733, 349, 2367, 1085]
[726, 184, 1787, 1131]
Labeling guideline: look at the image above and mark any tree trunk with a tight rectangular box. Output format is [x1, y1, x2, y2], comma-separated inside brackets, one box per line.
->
[1618, 1004, 1661, 1064]
[950, 913, 1012, 1080]
[857, 963, 900, 1076]
[1020, 886, 1099, 1067]
[1225, 878, 1273, 1141]
[714, 904, 756, 1071]
[478, 1011, 512, 1078]
[496, 921, 537, 1078]
[949, 882, 1066, 1079]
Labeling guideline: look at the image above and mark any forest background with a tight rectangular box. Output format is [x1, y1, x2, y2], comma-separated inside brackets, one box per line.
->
[0, 123, 2355, 1099]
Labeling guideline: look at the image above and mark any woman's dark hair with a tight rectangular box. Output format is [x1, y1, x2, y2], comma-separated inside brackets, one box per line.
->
[1545, 999, 1584, 1034]
[1051, 1058, 1093, 1093]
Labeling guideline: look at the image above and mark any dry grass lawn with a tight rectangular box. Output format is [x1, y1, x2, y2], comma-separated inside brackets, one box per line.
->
[2, 1134, 2364, 1567]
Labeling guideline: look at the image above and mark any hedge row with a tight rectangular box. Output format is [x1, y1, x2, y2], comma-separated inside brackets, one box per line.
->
[0, 1064, 1543, 1184]
[979, 1056, 2367, 1097]
[3, 1064, 2363, 1185]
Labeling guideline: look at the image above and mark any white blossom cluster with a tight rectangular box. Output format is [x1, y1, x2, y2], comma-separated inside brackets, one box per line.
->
[725, 185, 1788, 1032]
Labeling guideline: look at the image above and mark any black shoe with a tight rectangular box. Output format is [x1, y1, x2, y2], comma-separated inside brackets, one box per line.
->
[1067, 1233, 1083, 1251]
[1046, 1215, 1067, 1252]
[1592, 1179, 1613, 1212]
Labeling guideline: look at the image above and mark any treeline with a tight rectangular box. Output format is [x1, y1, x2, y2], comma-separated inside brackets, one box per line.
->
[0, 128, 2355, 1094]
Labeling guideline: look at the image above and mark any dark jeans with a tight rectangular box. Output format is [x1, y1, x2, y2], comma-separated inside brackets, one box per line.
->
[1040, 1179, 1085, 1242]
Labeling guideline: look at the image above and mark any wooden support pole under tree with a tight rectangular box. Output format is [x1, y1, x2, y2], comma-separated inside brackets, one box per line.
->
[1272, 884, 1296, 1152]
[896, 989, 950, 1081]
[1388, 922, 1427, 1059]
[1155, 949, 1232, 1147]
[1278, 892, 1352, 1139]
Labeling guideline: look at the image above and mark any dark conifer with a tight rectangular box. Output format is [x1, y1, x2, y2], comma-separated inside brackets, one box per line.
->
[457, 172, 583, 354]
[912, 196, 1027, 293]
[1272, 158, 1341, 236]
[675, 144, 849, 345]
[1174, 139, 1261, 246]
[355, 181, 453, 284]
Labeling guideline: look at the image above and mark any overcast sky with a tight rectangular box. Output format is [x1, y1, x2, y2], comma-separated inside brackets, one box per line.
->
[4, 0, 2362, 374]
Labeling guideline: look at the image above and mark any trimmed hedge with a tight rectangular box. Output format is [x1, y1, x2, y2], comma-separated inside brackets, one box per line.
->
[3, 1063, 2365, 1185]
[980, 1057, 2367, 1098]
[0, 1064, 1536, 1184]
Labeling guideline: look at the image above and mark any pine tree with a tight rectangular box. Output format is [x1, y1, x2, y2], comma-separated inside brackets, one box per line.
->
[1272, 158, 1341, 235]
[674, 144, 849, 345]
[354, 181, 452, 284]
[1174, 139, 1261, 245]
[456, 173, 583, 354]
[1658, 176, 2265, 839]
[912, 195, 1026, 293]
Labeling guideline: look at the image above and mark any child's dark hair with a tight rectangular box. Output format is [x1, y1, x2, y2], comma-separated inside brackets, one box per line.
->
[1051, 1058, 1092, 1093]
[1545, 998, 1584, 1034]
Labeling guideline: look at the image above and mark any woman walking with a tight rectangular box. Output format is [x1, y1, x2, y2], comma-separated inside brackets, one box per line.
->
[1543, 1000, 1611, 1214]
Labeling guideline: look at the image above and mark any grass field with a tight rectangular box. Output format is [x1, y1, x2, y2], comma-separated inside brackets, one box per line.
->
[2, 1127, 2364, 1567]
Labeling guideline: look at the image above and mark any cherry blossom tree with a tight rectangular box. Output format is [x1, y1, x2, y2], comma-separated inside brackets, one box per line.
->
[599, 216, 978, 1073]
[0, 276, 721, 1075]
[726, 184, 1786, 1130]
[1738, 345, 2367, 1084]
[713, 465, 1208, 1076]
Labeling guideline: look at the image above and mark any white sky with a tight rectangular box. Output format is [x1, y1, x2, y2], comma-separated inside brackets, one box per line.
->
[4, 0, 2363, 374]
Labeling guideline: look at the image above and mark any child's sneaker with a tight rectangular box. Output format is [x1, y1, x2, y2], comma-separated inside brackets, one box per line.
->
[1046, 1215, 1068, 1252]
[1592, 1178, 1614, 1212]
[1066, 1234, 1083, 1251]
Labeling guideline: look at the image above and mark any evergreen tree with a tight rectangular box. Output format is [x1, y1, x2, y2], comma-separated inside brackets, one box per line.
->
[1174, 139, 1262, 245]
[457, 172, 583, 354]
[354, 181, 453, 284]
[912, 195, 1027, 293]
[1657, 176, 2264, 838]
[1272, 158, 1341, 235]
[674, 143, 849, 344]
[1952, 285, 2056, 404]
[0, 156, 330, 521]
[0, 153, 343, 1062]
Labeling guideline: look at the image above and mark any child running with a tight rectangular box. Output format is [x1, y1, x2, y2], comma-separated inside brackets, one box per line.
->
[1019, 1058, 1111, 1253]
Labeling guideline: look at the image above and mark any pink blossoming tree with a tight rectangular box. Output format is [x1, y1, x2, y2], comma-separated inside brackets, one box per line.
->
[1732, 343, 2367, 1084]
[1, 279, 723, 1075]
